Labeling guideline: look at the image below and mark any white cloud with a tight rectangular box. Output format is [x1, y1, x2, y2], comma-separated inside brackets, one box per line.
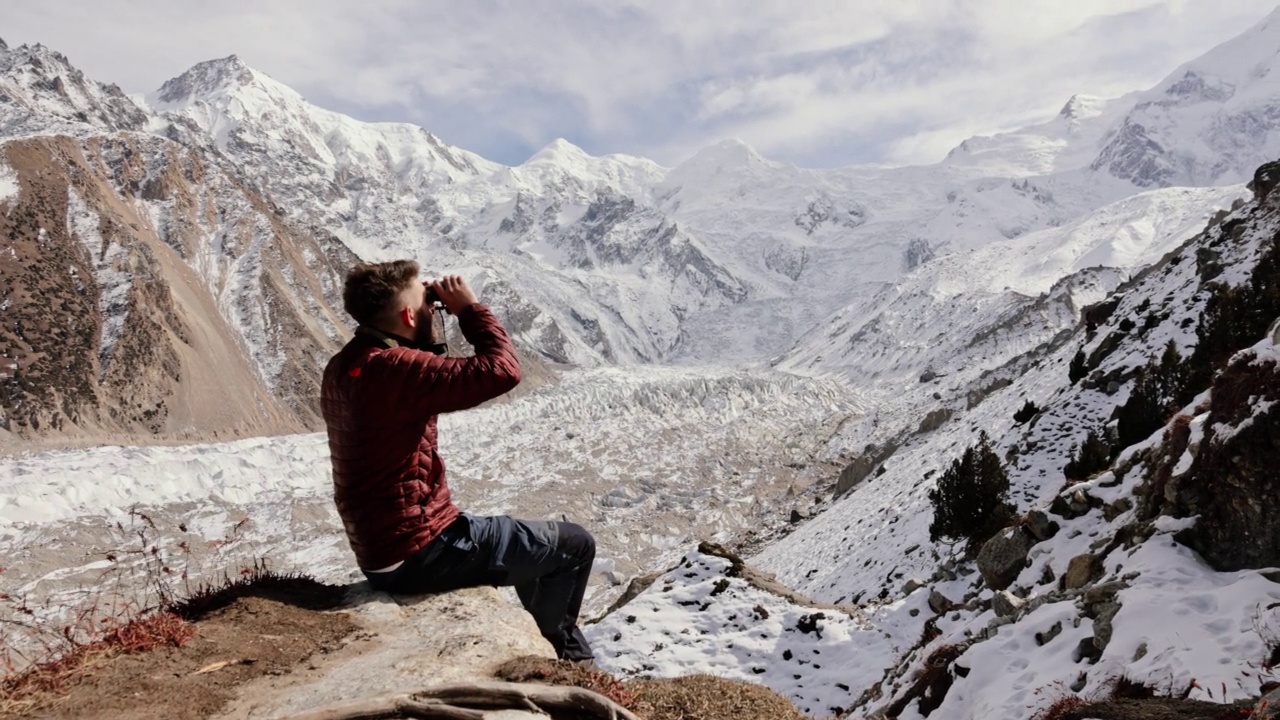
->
[2, 1, 1276, 167]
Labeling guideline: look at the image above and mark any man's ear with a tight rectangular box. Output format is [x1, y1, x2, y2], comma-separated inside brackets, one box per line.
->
[400, 305, 417, 328]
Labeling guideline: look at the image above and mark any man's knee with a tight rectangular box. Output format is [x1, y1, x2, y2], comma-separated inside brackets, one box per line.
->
[556, 521, 595, 561]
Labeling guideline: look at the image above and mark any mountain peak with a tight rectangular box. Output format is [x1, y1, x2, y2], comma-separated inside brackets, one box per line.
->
[153, 55, 258, 106]
[527, 137, 590, 164]
[681, 138, 765, 170]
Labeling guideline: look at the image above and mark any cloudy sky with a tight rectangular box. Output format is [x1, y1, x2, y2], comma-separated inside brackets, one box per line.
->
[5, 1, 1277, 167]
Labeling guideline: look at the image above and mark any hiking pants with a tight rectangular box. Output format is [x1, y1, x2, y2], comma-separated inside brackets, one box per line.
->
[363, 514, 595, 661]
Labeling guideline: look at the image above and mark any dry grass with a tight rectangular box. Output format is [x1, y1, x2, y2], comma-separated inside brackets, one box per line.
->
[0, 611, 194, 715]
[1031, 693, 1088, 720]
[0, 507, 345, 716]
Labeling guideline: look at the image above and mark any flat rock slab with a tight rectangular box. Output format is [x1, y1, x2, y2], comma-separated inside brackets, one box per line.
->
[214, 584, 555, 719]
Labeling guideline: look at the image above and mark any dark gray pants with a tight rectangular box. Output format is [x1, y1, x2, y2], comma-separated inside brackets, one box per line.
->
[364, 514, 595, 661]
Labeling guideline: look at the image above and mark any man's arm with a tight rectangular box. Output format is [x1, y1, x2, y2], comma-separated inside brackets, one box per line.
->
[384, 278, 521, 416]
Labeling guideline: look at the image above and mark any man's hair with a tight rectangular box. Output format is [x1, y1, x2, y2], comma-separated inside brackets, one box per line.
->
[342, 260, 420, 327]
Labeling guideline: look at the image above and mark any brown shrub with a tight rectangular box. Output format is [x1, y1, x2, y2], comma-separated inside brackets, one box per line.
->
[0, 611, 194, 713]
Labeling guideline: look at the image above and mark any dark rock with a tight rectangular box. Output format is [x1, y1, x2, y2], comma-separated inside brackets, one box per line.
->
[1049, 489, 1100, 520]
[1253, 685, 1280, 720]
[966, 378, 1013, 410]
[789, 507, 811, 524]
[1024, 509, 1059, 542]
[1143, 349, 1280, 570]
[917, 408, 953, 434]
[834, 443, 898, 497]
[1252, 159, 1280, 203]
[1075, 636, 1102, 664]
[902, 578, 926, 595]
[1040, 564, 1056, 586]
[1083, 581, 1127, 608]
[1062, 553, 1104, 591]
[1035, 621, 1063, 646]
[1092, 601, 1121, 651]
[1102, 497, 1133, 521]
[977, 528, 1033, 590]
[928, 589, 955, 614]
[992, 590, 1024, 617]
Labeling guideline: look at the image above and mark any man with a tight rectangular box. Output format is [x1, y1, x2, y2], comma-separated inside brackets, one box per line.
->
[321, 260, 595, 662]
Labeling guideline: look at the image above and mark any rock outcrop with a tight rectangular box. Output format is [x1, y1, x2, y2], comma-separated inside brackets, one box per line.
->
[1153, 345, 1280, 571]
[213, 585, 556, 719]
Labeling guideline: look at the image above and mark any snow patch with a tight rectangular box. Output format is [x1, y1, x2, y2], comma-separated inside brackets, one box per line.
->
[587, 550, 895, 718]
[67, 187, 132, 367]
[0, 160, 19, 204]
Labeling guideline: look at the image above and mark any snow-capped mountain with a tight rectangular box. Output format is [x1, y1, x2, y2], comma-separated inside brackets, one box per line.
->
[948, 7, 1280, 188]
[0, 39, 146, 136]
[7, 9, 1280, 440]
[3, 10, 1280, 719]
[0, 44, 358, 439]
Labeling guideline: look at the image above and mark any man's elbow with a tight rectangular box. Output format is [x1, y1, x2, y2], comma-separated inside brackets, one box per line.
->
[499, 363, 521, 393]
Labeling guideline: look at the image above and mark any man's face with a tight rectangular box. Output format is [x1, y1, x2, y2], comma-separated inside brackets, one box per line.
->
[410, 282, 437, 346]
[414, 304, 437, 346]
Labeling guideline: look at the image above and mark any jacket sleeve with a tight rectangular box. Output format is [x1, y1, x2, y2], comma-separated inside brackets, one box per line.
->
[383, 303, 522, 417]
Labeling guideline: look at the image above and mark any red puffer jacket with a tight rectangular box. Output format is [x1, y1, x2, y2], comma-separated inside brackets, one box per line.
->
[321, 303, 521, 571]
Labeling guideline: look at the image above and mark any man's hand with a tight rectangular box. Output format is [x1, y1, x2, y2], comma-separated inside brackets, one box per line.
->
[430, 275, 479, 316]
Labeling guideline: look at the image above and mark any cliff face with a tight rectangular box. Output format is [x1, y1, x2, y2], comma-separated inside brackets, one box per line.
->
[0, 132, 355, 442]
[1141, 341, 1280, 571]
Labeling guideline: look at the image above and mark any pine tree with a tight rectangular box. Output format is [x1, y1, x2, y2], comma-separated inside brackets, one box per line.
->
[1116, 366, 1164, 449]
[1157, 339, 1186, 408]
[1063, 428, 1113, 481]
[928, 432, 1014, 554]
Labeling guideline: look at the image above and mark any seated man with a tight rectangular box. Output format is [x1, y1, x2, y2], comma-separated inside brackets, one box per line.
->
[321, 260, 595, 662]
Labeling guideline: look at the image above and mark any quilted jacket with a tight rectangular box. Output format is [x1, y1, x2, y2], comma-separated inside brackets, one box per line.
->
[321, 303, 521, 571]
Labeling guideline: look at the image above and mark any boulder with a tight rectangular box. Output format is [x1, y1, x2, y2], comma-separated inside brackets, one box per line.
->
[1035, 621, 1063, 646]
[1254, 685, 1280, 720]
[917, 408, 953, 434]
[1075, 636, 1102, 664]
[976, 527, 1033, 590]
[1039, 564, 1056, 586]
[834, 442, 897, 497]
[212, 585, 555, 719]
[1091, 601, 1121, 651]
[1082, 581, 1127, 608]
[1252, 159, 1280, 203]
[928, 589, 955, 614]
[902, 578, 926, 595]
[991, 590, 1025, 618]
[1155, 350, 1280, 571]
[1049, 489, 1100, 520]
[1024, 510, 1059, 542]
[1062, 553, 1104, 591]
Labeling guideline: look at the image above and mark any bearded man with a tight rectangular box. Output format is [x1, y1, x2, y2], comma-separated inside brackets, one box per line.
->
[321, 260, 595, 662]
